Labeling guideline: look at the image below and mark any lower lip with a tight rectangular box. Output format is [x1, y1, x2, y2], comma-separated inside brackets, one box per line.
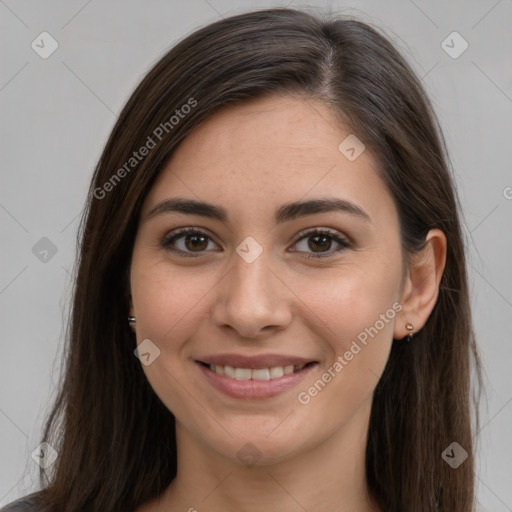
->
[196, 362, 317, 400]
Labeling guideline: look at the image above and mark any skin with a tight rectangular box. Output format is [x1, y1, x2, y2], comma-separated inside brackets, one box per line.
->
[129, 95, 447, 512]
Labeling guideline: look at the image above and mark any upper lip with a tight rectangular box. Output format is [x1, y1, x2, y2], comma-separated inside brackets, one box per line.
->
[197, 353, 317, 369]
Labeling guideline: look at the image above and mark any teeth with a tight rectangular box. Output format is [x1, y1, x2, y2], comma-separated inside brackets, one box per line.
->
[207, 362, 309, 380]
[269, 366, 284, 379]
[252, 368, 270, 380]
[235, 368, 252, 380]
[224, 365, 235, 378]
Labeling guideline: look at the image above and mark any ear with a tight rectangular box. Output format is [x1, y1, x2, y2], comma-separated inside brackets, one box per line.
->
[394, 229, 447, 340]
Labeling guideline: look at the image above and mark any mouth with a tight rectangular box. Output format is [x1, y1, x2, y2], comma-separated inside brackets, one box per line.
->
[197, 361, 317, 380]
[195, 355, 319, 400]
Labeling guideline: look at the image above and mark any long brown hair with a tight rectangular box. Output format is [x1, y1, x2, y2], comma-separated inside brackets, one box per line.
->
[34, 8, 482, 511]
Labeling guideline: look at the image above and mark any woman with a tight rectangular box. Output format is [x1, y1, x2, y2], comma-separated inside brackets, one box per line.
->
[3, 7, 482, 512]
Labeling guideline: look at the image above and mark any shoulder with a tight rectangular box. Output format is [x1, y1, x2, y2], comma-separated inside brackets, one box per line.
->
[1, 491, 45, 512]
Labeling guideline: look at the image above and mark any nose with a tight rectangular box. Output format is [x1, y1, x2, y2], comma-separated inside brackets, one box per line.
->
[211, 249, 294, 340]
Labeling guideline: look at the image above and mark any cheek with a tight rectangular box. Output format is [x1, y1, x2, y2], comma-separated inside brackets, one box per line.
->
[131, 255, 216, 345]
[293, 257, 401, 405]
[129, 256, 217, 416]
[298, 254, 401, 341]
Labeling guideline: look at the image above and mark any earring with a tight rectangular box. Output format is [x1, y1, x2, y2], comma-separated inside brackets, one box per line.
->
[405, 323, 414, 342]
[128, 316, 136, 325]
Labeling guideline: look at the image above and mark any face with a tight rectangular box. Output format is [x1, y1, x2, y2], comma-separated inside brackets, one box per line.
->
[129, 95, 407, 465]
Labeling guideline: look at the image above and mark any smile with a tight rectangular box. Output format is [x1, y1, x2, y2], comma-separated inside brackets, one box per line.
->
[203, 362, 312, 380]
[195, 356, 318, 399]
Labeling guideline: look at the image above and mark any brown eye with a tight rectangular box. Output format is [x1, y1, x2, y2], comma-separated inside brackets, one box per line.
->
[292, 229, 351, 258]
[308, 234, 332, 252]
[162, 228, 218, 256]
[184, 233, 208, 251]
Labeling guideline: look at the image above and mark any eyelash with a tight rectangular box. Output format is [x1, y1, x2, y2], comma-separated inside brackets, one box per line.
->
[161, 227, 352, 259]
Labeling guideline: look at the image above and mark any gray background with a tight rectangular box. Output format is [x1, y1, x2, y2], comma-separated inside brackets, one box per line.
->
[1, 0, 511, 509]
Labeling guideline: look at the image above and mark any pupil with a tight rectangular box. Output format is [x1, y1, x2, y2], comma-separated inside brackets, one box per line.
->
[309, 235, 331, 252]
[186, 235, 208, 251]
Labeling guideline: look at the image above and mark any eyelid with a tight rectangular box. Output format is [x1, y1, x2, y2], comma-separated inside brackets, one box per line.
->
[292, 226, 350, 244]
[289, 227, 351, 258]
[161, 227, 221, 257]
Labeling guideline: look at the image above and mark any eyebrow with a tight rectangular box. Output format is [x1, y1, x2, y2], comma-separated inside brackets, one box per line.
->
[146, 197, 371, 224]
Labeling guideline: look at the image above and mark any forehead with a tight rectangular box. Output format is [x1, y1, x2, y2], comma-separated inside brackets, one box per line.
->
[142, 95, 397, 227]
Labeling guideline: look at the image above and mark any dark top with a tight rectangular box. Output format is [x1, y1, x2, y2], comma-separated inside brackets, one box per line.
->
[1, 492, 45, 512]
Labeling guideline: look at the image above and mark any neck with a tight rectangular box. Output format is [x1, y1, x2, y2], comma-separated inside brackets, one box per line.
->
[155, 398, 380, 512]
